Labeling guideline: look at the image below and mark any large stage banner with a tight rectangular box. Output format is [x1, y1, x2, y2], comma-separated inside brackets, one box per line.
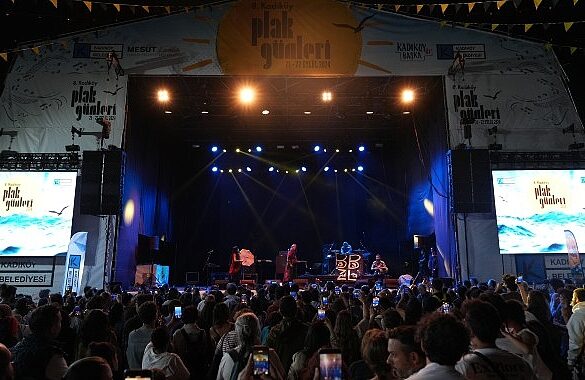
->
[0, 0, 581, 154]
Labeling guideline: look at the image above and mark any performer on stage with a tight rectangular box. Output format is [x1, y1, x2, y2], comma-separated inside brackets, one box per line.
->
[228, 246, 242, 282]
[340, 241, 352, 255]
[371, 254, 388, 276]
[283, 243, 297, 282]
[428, 247, 439, 278]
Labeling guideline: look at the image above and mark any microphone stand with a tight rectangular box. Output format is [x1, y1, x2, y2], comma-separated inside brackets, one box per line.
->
[203, 249, 214, 286]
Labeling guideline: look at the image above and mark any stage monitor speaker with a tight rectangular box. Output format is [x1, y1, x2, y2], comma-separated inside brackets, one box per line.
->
[185, 272, 199, 285]
[448, 149, 492, 213]
[293, 278, 308, 286]
[80, 150, 125, 215]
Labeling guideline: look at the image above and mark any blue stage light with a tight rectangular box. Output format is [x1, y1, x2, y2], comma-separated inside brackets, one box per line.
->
[301, 166, 307, 172]
[211, 146, 218, 152]
[212, 166, 218, 172]
[256, 146, 262, 152]
[358, 145, 365, 152]
[357, 165, 364, 171]
[269, 166, 274, 172]
[324, 166, 329, 172]
[314, 145, 320, 152]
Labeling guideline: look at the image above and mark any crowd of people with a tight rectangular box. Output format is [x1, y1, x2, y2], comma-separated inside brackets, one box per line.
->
[0, 274, 582, 380]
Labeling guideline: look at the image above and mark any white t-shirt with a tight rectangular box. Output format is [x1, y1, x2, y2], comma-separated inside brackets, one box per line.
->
[142, 342, 190, 380]
[455, 348, 536, 380]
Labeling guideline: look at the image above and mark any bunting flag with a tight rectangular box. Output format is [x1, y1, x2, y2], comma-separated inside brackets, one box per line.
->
[429, 4, 436, 13]
[377, 3, 383, 10]
[468, 2, 476, 12]
[544, 42, 553, 50]
[525, 23, 533, 32]
[564, 22, 574, 31]
[49, 0, 57, 8]
[165, 6, 171, 13]
[142, 5, 149, 13]
[440, 20, 448, 27]
[31, 47, 40, 55]
[0, 53, 7, 62]
[484, 2, 492, 10]
[512, 0, 523, 7]
[574, 0, 579, 5]
[534, 0, 542, 9]
[113, 4, 120, 12]
[416, 4, 424, 13]
[395, 4, 401, 11]
[491, 23, 499, 30]
[497, 0, 507, 9]
[570, 46, 578, 54]
[83, 1, 92, 11]
[464, 22, 471, 27]
[441, 3, 449, 13]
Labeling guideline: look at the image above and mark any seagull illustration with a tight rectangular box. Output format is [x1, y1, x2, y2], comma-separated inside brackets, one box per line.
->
[332, 14, 375, 33]
[49, 205, 69, 216]
[484, 90, 501, 100]
[103, 85, 124, 96]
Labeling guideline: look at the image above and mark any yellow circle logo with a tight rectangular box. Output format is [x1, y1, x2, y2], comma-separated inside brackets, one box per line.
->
[217, 0, 362, 75]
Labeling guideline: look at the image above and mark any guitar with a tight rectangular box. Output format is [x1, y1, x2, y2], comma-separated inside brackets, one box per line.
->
[372, 261, 388, 275]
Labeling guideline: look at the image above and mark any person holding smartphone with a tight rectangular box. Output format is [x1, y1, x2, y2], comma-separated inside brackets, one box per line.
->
[217, 313, 285, 380]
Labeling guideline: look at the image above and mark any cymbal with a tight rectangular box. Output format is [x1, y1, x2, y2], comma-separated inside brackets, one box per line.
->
[330, 250, 341, 253]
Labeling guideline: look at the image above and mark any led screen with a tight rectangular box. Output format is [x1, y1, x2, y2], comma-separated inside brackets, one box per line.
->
[492, 169, 585, 254]
[1, 171, 77, 256]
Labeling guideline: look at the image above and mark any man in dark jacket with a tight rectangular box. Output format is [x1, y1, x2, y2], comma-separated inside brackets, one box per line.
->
[266, 295, 309, 373]
[11, 304, 68, 379]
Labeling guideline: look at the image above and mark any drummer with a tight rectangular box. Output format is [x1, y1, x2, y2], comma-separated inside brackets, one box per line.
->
[340, 241, 352, 255]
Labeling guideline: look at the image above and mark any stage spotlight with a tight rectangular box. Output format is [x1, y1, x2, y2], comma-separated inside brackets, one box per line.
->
[401, 89, 415, 103]
[262, 109, 270, 115]
[201, 111, 209, 114]
[314, 145, 320, 152]
[323, 149, 327, 152]
[344, 168, 348, 172]
[334, 169, 338, 173]
[239, 87, 255, 104]
[304, 111, 311, 115]
[324, 166, 330, 172]
[256, 146, 262, 152]
[402, 111, 411, 115]
[349, 149, 353, 153]
[223, 149, 227, 153]
[220, 169, 224, 173]
[212, 166, 218, 172]
[322, 91, 332, 102]
[357, 165, 364, 171]
[248, 149, 252, 152]
[366, 111, 374, 115]
[335, 149, 340, 153]
[211, 146, 218, 152]
[301, 166, 307, 172]
[246, 167, 252, 172]
[157, 89, 170, 103]
[358, 145, 365, 152]
[164, 110, 172, 114]
[296, 169, 300, 173]
[286, 170, 289, 174]
[352, 168, 356, 172]
[238, 168, 242, 173]
[236, 148, 240, 153]
[228, 169, 233, 173]
[269, 166, 274, 172]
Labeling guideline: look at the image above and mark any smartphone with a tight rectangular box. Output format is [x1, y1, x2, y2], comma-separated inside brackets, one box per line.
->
[124, 369, 152, 380]
[517, 276, 523, 283]
[241, 294, 248, 304]
[290, 291, 297, 300]
[372, 297, 380, 307]
[289, 282, 294, 287]
[271, 280, 278, 285]
[73, 305, 82, 317]
[322, 297, 329, 306]
[334, 287, 341, 295]
[441, 302, 451, 314]
[174, 306, 182, 318]
[317, 308, 326, 320]
[311, 283, 318, 289]
[319, 348, 343, 380]
[253, 345, 270, 376]
[375, 282, 382, 291]
[353, 289, 361, 299]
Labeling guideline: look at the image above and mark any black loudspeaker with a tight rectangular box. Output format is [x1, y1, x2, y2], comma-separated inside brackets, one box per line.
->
[80, 150, 125, 215]
[448, 149, 492, 213]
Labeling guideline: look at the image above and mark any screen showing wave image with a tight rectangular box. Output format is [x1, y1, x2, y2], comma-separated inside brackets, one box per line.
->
[1, 171, 77, 256]
[492, 169, 585, 254]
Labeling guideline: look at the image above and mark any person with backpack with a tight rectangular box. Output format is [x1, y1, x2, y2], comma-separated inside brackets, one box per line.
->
[216, 312, 285, 380]
[171, 305, 211, 378]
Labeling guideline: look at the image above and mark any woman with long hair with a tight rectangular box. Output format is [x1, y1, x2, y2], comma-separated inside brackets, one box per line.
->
[217, 312, 285, 380]
[328, 310, 360, 365]
[287, 321, 330, 380]
[209, 303, 233, 348]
